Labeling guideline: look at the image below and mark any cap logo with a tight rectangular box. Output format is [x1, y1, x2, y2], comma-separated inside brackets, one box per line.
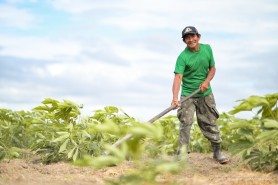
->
[184, 27, 192, 33]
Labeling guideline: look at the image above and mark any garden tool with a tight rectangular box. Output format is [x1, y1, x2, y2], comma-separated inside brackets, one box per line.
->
[109, 88, 201, 150]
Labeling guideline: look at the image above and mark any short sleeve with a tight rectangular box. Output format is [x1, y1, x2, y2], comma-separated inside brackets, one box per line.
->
[174, 55, 186, 74]
[207, 45, 215, 67]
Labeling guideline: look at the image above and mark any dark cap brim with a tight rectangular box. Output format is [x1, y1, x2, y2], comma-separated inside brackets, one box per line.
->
[181, 32, 198, 38]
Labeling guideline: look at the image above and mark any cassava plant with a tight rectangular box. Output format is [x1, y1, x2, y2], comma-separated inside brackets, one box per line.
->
[30, 98, 102, 163]
[227, 93, 278, 172]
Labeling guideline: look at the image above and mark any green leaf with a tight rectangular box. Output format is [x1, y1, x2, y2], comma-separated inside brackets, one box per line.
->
[59, 139, 69, 153]
[53, 133, 70, 142]
[103, 143, 127, 160]
[129, 123, 163, 139]
[68, 147, 76, 159]
[263, 119, 278, 129]
[89, 155, 123, 168]
[31, 117, 46, 124]
[42, 98, 59, 105]
[32, 105, 50, 111]
[94, 119, 120, 134]
[73, 155, 94, 166]
[81, 130, 91, 139]
[155, 161, 180, 174]
[229, 96, 269, 115]
[104, 106, 119, 114]
[228, 120, 255, 130]
[228, 141, 254, 155]
[73, 148, 79, 161]
[71, 139, 78, 146]
[57, 132, 70, 135]
[66, 123, 74, 132]
[256, 130, 278, 142]
[10, 152, 20, 158]
[8, 147, 21, 158]
[36, 133, 45, 139]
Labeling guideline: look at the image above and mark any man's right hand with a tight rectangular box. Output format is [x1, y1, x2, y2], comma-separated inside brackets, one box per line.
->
[171, 99, 180, 109]
[172, 73, 182, 109]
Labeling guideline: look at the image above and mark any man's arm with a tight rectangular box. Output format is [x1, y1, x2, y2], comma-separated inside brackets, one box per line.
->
[200, 66, 216, 92]
[171, 73, 183, 107]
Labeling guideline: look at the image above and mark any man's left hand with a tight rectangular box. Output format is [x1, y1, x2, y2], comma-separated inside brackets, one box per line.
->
[200, 81, 209, 92]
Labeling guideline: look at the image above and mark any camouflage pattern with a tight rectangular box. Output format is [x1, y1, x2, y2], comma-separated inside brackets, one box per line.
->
[177, 93, 221, 153]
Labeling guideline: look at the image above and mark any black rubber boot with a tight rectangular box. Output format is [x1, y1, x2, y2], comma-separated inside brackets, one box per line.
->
[212, 143, 229, 164]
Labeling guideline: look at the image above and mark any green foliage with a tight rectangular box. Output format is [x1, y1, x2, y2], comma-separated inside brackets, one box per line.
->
[229, 93, 278, 120]
[0, 100, 217, 163]
[147, 115, 212, 157]
[74, 143, 128, 168]
[1, 92, 277, 174]
[227, 92, 278, 172]
[190, 122, 211, 153]
[155, 115, 179, 155]
[105, 158, 184, 185]
[31, 99, 109, 163]
[0, 109, 35, 159]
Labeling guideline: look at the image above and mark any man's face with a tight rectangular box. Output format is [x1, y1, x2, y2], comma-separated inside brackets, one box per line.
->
[183, 34, 200, 50]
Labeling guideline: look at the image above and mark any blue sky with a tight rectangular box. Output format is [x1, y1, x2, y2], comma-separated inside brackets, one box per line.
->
[0, 0, 277, 121]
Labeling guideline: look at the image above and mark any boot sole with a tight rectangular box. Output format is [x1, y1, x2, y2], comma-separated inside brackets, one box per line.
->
[213, 157, 229, 164]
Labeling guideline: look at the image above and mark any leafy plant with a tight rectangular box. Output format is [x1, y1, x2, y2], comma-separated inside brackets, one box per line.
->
[105, 158, 184, 185]
[0, 109, 35, 159]
[1, 92, 277, 174]
[30, 98, 105, 163]
[228, 93, 278, 172]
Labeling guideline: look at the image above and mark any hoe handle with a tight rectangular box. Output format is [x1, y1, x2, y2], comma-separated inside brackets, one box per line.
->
[110, 88, 201, 148]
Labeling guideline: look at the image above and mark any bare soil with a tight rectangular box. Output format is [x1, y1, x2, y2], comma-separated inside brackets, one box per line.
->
[0, 152, 277, 185]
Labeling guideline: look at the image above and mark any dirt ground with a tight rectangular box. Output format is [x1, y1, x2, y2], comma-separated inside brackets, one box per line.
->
[0, 152, 277, 185]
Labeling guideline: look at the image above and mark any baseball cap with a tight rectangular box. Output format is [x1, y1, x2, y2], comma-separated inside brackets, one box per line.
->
[181, 26, 199, 38]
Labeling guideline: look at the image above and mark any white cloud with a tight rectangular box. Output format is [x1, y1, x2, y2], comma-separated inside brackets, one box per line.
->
[49, 0, 119, 13]
[102, 13, 169, 30]
[7, 0, 37, 3]
[0, 0, 277, 120]
[0, 35, 82, 60]
[49, 0, 278, 34]
[0, 4, 36, 29]
[112, 44, 169, 63]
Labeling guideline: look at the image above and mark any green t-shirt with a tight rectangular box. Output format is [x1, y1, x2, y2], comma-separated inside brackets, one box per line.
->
[174, 43, 215, 97]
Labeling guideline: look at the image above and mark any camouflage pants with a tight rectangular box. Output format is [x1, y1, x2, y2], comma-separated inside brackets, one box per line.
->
[177, 93, 222, 153]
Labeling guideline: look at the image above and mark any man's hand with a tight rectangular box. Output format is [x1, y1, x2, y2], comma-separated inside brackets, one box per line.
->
[200, 81, 209, 92]
[171, 98, 180, 109]
[172, 73, 182, 109]
[200, 66, 216, 92]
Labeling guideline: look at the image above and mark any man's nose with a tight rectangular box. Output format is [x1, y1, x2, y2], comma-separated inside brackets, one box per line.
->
[187, 36, 193, 41]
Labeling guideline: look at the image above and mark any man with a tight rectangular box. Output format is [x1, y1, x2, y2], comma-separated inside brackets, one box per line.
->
[171, 26, 229, 164]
